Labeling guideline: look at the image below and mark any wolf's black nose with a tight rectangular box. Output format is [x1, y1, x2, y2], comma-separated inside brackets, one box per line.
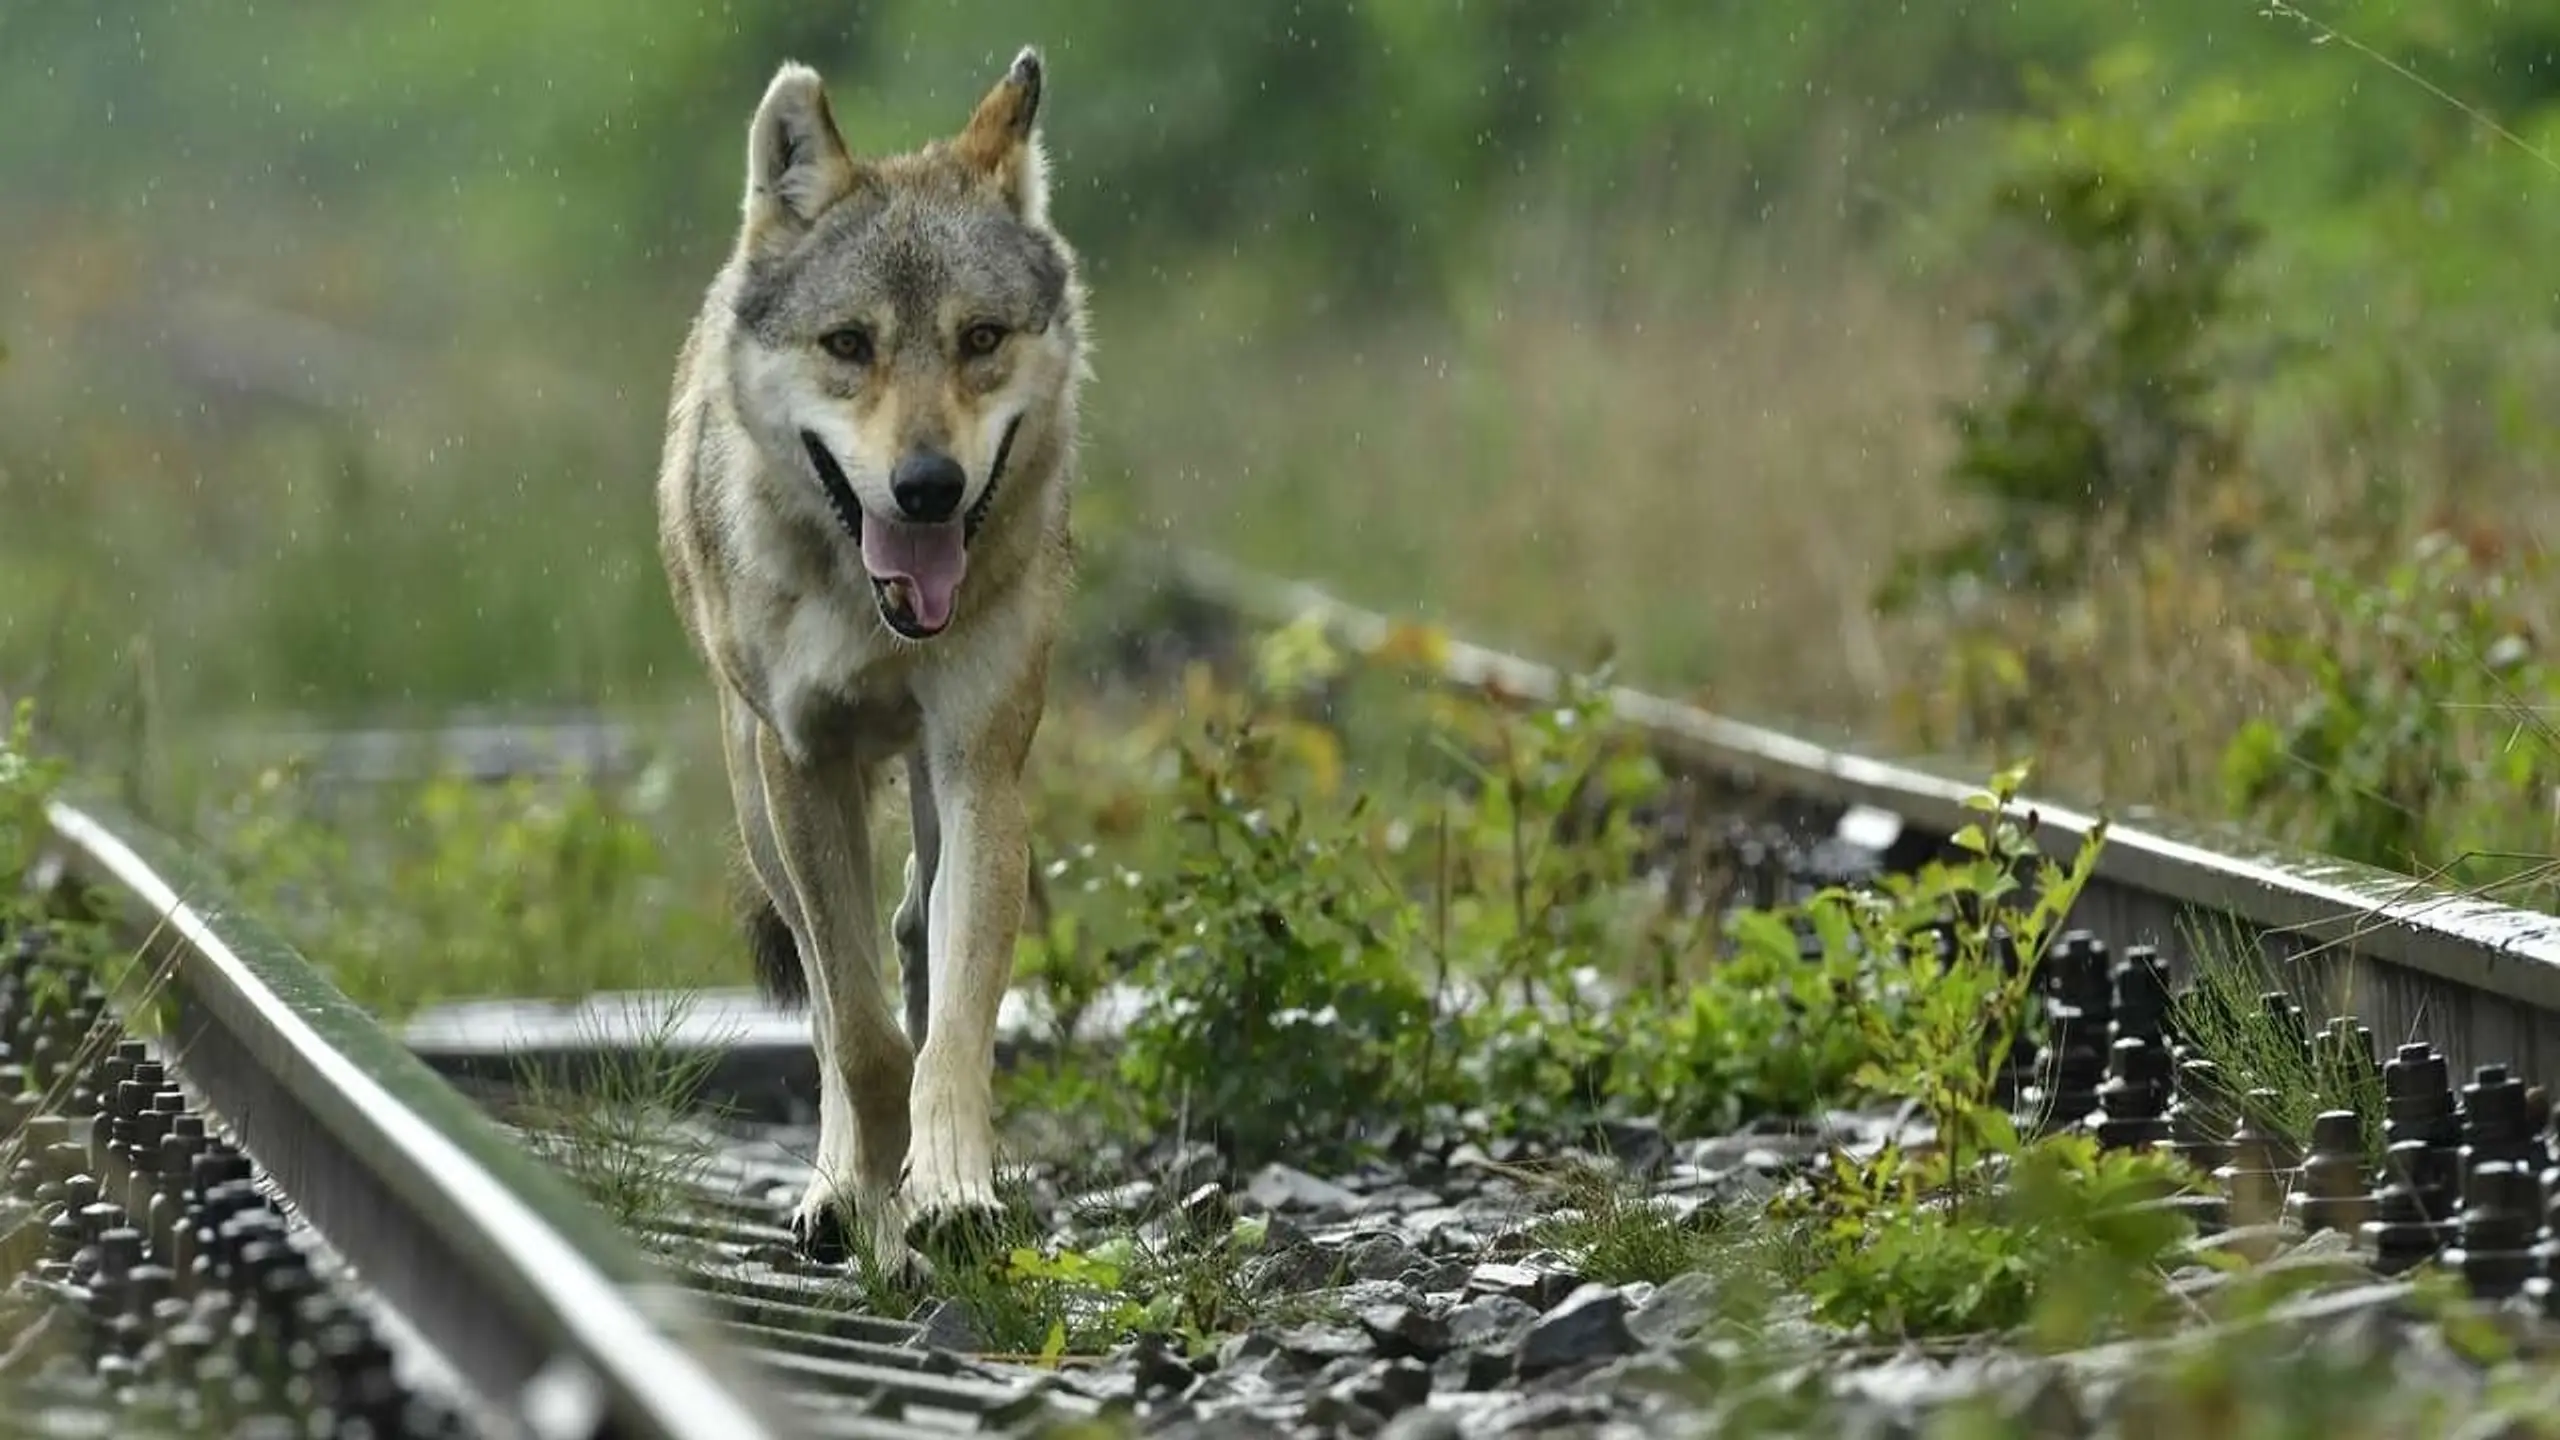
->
[891, 452, 966, 524]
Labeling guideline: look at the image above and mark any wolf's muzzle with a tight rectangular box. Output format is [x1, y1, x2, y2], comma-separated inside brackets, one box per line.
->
[799, 417, 1021, 548]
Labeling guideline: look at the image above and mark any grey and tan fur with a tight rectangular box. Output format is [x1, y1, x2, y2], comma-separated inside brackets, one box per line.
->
[655, 47, 1085, 1266]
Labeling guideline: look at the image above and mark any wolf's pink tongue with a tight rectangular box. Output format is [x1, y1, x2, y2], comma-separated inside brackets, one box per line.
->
[861, 519, 968, 630]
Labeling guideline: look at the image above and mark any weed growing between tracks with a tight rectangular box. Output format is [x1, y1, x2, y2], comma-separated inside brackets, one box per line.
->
[964, 628, 2225, 1361]
[851, 1184, 1353, 1366]
[2167, 913, 2392, 1164]
[967, 641, 2560, 1433]
[1516, 1160, 1735, 1290]
[500, 993, 730, 1258]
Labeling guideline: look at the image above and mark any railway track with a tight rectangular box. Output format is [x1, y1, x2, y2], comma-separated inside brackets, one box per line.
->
[9, 800, 776, 1437]
[10, 802, 1107, 1438]
[1157, 547, 2560, 1088]
[17, 541, 2560, 1435]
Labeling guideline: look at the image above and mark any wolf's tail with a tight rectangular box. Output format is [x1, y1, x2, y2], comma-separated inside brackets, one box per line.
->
[732, 858, 807, 1008]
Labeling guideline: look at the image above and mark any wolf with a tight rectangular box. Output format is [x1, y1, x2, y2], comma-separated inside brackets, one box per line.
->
[654, 46, 1085, 1268]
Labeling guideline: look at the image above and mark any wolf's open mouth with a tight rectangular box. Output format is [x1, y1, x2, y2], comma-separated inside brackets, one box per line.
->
[799, 418, 1021, 641]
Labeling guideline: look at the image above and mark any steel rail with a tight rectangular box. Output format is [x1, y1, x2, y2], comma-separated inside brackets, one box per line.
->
[41, 797, 805, 1440]
[1162, 547, 2560, 1080]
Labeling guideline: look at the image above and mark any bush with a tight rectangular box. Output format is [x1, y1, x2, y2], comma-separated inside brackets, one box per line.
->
[2221, 530, 2560, 888]
[0, 700, 62, 918]
[1799, 1131, 2195, 1342]
[1113, 717, 1441, 1171]
[1886, 45, 2261, 610]
[1089, 641, 2147, 1203]
[207, 760, 725, 1017]
[1599, 916, 1873, 1138]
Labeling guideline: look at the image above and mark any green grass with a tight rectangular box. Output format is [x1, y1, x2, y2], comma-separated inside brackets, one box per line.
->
[188, 753, 736, 1018]
[820, 1170, 1333, 1363]
[2168, 913, 2389, 1164]
[501, 991, 732, 1255]
[1518, 1157, 1734, 1289]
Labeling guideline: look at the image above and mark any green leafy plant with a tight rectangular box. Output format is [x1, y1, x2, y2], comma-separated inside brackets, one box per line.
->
[999, 1212, 1287, 1364]
[1884, 44, 2260, 610]
[0, 699, 65, 922]
[1422, 665, 1679, 996]
[836, 1180, 1302, 1365]
[1614, 765, 2100, 1155]
[1791, 1048, 2200, 1346]
[1113, 717, 1439, 1171]
[1847, 764, 2102, 1159]
[1424, 665, 1708, 1137]
[207, 759, 724, 1017]
[1799, 1129, 2182, 1341]
[1754, 770, 2202, 1343]
[1599, 917, 1873, 1137]
[2221, 530, 2559, 889]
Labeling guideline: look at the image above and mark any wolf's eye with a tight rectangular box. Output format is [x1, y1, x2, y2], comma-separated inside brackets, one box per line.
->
[960, 322, 1007, 359]
[819, 327, 874, 365]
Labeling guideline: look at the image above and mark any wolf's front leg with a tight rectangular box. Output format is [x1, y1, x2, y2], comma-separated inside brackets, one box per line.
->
[899, 745, 1030, 1240]
[892, 749, 940, 1051]
[753, 726, 915, 1270]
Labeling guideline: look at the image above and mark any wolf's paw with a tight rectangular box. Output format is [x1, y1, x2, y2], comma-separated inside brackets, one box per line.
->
[791, 1177, 910, 1276]
[788, 1192, 857, 1266]
[902, 1192, 1006, 1264]
[898, 1136, 1003, 1260]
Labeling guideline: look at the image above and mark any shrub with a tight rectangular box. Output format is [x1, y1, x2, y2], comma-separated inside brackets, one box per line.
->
[1883, 44, 2261, 611]
[0, 700, 61, 915]
[207, 760, 724, 1017]
[1112, 718, 1440, 1171]
[2221, 530, 2560, 889]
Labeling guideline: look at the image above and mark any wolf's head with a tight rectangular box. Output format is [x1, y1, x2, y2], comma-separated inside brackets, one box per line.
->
[723, 48, 1082, 641]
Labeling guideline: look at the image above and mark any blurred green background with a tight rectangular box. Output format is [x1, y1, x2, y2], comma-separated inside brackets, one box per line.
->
[4, 1, 2558, 898]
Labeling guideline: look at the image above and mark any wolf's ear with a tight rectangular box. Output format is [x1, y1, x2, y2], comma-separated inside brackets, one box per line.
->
[743, 63, 859, 245]
[953, 46, 1049, 223]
